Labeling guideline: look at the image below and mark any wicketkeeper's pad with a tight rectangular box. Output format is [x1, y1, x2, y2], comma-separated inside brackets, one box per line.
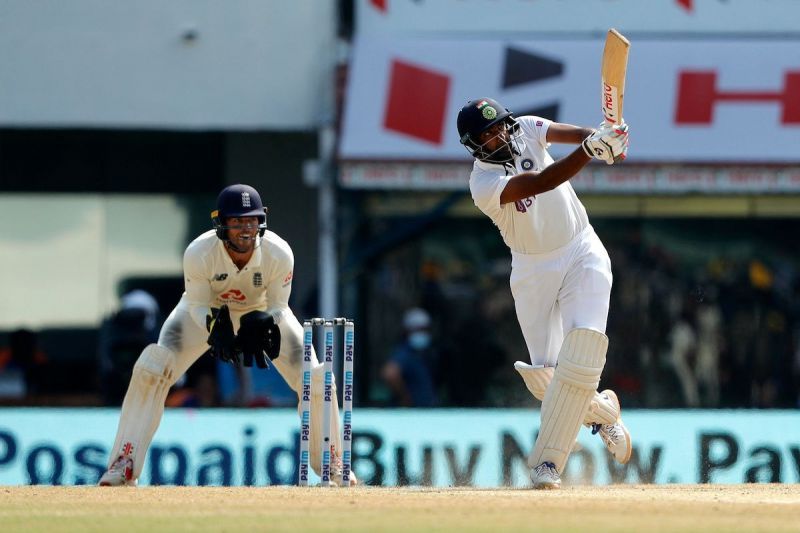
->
[109, 343, 176, 480]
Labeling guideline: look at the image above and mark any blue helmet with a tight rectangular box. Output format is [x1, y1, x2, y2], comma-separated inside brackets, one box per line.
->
[457, 97, 523, 163]
[211, 184, 268, 241]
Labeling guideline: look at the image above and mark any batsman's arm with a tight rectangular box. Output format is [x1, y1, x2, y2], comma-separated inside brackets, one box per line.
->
[546, 122, 595, 145]
[500, 122, 628, 203]
[499, 148, 591, 204]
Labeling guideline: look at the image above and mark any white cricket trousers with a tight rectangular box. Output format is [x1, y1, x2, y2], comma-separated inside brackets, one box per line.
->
[158, 303, 308, 389]
[510, 225, 612, 367]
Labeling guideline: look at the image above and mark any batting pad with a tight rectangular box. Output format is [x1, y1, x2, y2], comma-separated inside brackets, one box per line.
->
[514, 362, 553, 400]
[514, 362, 618, 425]
[307, 364, 343, 476]
[527, 328, 608, 474]
[109, 344, 176, 480]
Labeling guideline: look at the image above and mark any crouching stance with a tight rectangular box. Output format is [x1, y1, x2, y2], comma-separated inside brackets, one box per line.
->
[456, 98, 631, 489]
[99, 184, 356, 487]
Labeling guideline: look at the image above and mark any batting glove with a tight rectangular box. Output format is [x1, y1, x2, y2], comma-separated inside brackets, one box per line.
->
[582, 122, 629, 165]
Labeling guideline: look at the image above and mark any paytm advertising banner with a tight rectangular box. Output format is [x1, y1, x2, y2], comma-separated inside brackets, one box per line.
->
[1, 409, 799, 487]
[339, 37, 800, 163]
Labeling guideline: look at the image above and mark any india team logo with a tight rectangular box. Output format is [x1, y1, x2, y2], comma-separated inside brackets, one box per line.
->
[476, 100, 497, 120]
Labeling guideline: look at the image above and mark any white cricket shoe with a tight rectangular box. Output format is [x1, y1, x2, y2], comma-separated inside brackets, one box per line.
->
[331, 457, 358, 487]
[530, 461, 561, 490]
[592, 389, 632, 464]
[98, 455, 135, 487]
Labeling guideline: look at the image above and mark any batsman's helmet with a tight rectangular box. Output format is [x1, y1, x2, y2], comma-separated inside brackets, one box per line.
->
[457, 97, 523, 163]
[211, 184, 268, 241]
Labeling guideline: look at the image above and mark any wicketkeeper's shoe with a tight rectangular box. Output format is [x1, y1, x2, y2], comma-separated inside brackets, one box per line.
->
[331, 458, 358, 487]
[98, 455, 135, 487]
[592, 389, 632, 464]
[530, 461, 561, 490]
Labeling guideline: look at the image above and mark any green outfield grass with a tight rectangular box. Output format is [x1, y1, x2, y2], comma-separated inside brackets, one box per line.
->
[1, 484, 798, 532]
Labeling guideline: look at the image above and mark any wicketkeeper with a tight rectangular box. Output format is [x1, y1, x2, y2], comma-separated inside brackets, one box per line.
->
[99, 184, 356, 487]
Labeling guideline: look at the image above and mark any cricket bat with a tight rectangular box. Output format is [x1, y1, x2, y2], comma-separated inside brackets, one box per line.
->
[601, 28, 630, 125]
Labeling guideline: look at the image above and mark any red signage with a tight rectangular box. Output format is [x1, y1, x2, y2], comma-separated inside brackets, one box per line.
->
[676, 70, 800, 125]
[383, 59, 451, 144]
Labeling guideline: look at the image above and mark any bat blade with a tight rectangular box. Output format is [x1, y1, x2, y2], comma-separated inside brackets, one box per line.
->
[601, 28, 630, 125]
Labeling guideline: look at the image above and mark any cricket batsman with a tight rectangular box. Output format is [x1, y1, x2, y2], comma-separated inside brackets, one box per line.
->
[99, 184, 356, 487]
[456, 98, 632, 489]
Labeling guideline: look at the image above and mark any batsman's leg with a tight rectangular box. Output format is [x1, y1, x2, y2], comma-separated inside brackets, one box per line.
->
[514, 362, 632, 465]
[589, 389, 631, 464]
[528, 328, 607, 489]
[514, 361, 631, 463]
[516, 361, 631, 464]
[544, 230, 631, 462]
[514, 362, 621, 425]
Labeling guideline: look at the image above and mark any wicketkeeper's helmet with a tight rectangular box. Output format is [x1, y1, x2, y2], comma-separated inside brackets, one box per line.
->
[211, 184, 268, 241]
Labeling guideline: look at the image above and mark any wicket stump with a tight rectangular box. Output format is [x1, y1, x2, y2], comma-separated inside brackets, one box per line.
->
[298, 317, 355, 487]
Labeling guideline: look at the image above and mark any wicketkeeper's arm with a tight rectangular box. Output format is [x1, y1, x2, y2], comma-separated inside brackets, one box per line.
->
[263, 246, 295, 325]
[183, 249, 213, 330]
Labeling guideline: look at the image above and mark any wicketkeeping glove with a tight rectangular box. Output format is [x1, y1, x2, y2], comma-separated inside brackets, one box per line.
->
[206, 305, 240, 365]
[582, 122, 629, 165]
[237, 310, 282, 369]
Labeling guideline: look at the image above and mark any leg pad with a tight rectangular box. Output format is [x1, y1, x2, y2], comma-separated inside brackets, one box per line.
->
[527, 329, 608, 473]
[109, 344, 176, 480]
[515, 361, 618, 425]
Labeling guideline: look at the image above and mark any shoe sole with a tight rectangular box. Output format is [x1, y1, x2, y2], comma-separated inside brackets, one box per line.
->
[98, 480, 136, 487]
[600, 389, 632, 465]
[532, 481, 561, 490]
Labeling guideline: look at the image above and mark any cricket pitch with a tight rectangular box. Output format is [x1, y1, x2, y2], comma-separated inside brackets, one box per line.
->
[2, 484, 799, 532]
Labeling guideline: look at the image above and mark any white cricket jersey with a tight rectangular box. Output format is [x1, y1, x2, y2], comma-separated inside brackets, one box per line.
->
[469, 116, 589, 254]
[177, 229, 294, 330]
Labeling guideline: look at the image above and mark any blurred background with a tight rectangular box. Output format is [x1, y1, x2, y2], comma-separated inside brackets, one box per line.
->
[1, 0, 799, 486]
